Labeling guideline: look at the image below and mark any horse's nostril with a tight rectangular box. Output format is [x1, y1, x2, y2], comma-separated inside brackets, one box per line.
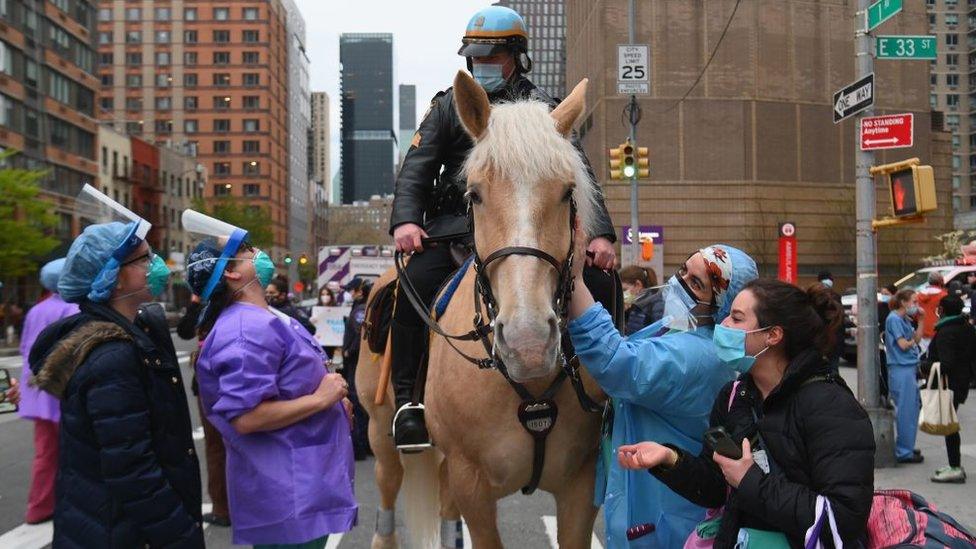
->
[494, 321, 505, 346]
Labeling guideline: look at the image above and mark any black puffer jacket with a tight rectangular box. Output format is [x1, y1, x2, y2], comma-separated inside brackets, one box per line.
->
[390, 74, 616, 241]
[29, 301, 203, 548]
[927, 315, 976, 404]
[652, 349, 875, 548]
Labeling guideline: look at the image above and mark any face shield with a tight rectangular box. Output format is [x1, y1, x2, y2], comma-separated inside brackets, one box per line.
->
[182, 209, 249, 300]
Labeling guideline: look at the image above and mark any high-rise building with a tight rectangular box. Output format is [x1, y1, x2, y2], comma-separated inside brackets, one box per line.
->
[95, 1, 292, 250]
[0, 0, 99, 247]
[340, 33, 395, 203]
[398, 84, 416, 164]
[494, 0, 566, 97]
[927, 0, 975, 227]
[281, 0, 311, 281]
[566, 0, 951, 282]
[310, 91, 331, 195]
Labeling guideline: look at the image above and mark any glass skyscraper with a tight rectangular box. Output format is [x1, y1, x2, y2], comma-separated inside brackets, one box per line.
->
[494, 0, 566, 98]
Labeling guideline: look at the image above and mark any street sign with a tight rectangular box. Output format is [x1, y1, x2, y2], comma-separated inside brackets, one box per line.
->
[866, 0, 902, 32]
[875, 35, 936, 60]
[833, 73, 874, 123]
[617, 44, 649, 95]
[778, 222, 798, 284]
[860, 113, 913, 151]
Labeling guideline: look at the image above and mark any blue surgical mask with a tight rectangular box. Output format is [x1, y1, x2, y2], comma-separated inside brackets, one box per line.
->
[471, 62, 506, 92]
[878, 294, 891, 304]
[821, 279, 834, 289]
[907, 305, 919, 316]
[713, 324, 771, 374]
[252, 250, 276, 288]
[662, 275, 713, 332]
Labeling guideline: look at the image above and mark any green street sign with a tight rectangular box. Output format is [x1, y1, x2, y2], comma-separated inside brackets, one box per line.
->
[867, 0, 903, 31]
[876, 35, 936, 60]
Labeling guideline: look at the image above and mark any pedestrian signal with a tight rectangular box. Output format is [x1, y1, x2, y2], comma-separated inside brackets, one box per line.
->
[888, 166, 936, 217]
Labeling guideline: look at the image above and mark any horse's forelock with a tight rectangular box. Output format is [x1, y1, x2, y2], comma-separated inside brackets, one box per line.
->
[461, 100, 600, 238]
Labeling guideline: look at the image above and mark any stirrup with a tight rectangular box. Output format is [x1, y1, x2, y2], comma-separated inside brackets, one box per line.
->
[393, 403, 433, 452]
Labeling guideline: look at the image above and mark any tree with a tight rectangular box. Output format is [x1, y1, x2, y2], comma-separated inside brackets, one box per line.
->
[191, 196, 274, 248]
[0, 151, 59, 284]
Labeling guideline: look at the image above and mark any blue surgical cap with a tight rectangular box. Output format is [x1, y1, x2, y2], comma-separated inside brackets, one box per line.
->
[39, 258, 67, 293]
[59, 222, 135, 303]
[186, 238, 226, 297]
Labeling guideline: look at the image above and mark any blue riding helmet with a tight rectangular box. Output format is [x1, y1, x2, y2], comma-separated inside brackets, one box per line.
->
[458, 5, 529, 58]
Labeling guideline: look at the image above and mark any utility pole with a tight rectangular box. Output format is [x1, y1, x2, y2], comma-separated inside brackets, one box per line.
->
[627, 0, 639, 262]
[854, 0, 896, 467]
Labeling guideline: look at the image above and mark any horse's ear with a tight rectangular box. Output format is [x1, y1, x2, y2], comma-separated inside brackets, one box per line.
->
[551, 78, 588, 137]
[453, 71, 490, 140]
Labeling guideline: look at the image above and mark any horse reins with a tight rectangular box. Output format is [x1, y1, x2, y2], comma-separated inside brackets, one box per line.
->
[394, 198, 603, 495]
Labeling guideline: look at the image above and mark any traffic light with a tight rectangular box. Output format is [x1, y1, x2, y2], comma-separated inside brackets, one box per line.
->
[283, 254, 293, 265]
[622, 141, 636, 179]
[298, 254, 309, 265]
[636, 146, 650, 178]
[609, 143, 624, 180]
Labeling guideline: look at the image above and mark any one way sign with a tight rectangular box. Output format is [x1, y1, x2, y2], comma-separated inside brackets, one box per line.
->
[833, 73, 874, 124]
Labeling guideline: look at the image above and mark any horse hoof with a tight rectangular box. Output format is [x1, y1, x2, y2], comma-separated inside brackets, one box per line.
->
[371, 533, 398, 549]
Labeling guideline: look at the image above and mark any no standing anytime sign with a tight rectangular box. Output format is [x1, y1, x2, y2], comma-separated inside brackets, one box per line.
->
[859, 113, 914, 151]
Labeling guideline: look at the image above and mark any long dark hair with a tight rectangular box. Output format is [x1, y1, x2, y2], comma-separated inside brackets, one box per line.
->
[619, 265, 657, 289]
[742, 279, 844, 360]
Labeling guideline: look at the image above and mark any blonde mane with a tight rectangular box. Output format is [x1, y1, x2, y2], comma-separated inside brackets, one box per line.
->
[461, 100, 600, 237]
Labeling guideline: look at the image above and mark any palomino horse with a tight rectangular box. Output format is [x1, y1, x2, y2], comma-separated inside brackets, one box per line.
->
[357, 71, 606, 548]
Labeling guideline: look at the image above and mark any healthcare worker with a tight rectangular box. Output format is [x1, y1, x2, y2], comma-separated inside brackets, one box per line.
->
[18, 258, 79, 524]
[184, 209, 357, 548]
[568, 240, 758, 548]
[28, 185, 203, 548]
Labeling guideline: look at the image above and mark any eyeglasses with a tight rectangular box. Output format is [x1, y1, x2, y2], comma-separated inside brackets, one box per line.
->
[122, 250, 156, 268]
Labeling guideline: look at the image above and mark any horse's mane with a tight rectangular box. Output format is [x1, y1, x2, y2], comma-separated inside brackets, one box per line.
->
[461, 100, 601, 238]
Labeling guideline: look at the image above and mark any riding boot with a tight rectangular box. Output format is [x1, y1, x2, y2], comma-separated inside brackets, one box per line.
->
[390, 320, 432, 452]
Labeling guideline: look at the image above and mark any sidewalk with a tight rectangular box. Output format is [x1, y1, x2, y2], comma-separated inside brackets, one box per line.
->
[838, 367, 976, 530]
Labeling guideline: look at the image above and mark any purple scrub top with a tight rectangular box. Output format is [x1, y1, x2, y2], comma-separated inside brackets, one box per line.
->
[196, 302, 357, 546]
[19, 294, 79, 422]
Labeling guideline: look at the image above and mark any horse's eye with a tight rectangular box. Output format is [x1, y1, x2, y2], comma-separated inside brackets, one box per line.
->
[562, 188, 574, 203]
[467, 191, 482, 205]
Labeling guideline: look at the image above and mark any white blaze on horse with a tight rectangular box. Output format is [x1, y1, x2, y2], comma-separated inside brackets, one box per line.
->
[357, 71, 606, 549]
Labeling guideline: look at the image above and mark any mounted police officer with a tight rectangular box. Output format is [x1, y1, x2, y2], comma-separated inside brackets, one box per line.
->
[390, 5, 620, 451]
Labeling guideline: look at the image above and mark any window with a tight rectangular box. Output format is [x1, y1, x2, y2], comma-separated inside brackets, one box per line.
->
[947, 14, 959, 26]
[214, 162, 231, 175]
[243, 51, 260, 64]
[184, 51, 198, 65]
[243, 119, 259, 132]
[156, 96, 171, 110]
[125, 51, 142, 65]
[243, 8, 259, 20]
[243, 96, 260, 109]
[947, 53, 959, 66]
[214, 119, 231, 132]
[126, 74, 142, 87]
[244, 184, 261, 196]
[184, 8, 197, 21]
[125, 97, 142, 110]
[184, 120, 199, 133]
[948, 94, 960, 107]
[213, 51, 230, 64]
[184, 30, 198, 43]
[98, 31, 113, 44]
[184, 73, 198, 87]
[25, 60, 38, 88]
[242, 30, 259, 43]
[213, 30, 230, 43]
[214, 7, 229, 20]
[948, 114, 961, 127]
[126, 31, 141, 43]
[243, 140, 260, 153]
[953, 155, 961, 169]
[214, 184, 230, 196]
[155, 7, 170, 20]
[126, 7, 141, 21]
[154, 119, 172, 133]
[214, 95, 231, 109]
[947, 34, 959, 46]
[243, 161, 260, 176]
[184, 96, 198, 110]
[99, 97, 113, 110]
[155, 51, 170, 65]
[47, 71, 70, 103]
[953, 176, 961, 189]
[155, 30, 170, 43]
[100, 73, 113, 86]
[99, 52, 114, 65]
[213, 73, 231, 87]
[213, 140, 231, 154]
[243, 73, 260, 87]
[948, 74, 960, 86]
[156, 73, 172, 88]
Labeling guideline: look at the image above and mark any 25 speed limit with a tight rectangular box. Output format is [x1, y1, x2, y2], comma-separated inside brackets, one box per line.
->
[619, 64, 646, 80]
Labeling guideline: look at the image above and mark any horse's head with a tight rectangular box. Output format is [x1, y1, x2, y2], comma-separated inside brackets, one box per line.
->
[453, 71, 599, 383]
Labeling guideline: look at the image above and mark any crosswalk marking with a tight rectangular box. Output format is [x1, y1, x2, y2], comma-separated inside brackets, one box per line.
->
[542, 516, 603, 549]
[0, 521, 53, 549]
[324, 533, 344, 549]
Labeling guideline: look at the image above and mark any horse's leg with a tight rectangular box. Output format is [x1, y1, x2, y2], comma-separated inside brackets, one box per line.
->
[438, 459, 465, 548]
[370, 414, 403, 549]
[448, 458, 502, 549]
[554, 454, 599, 549]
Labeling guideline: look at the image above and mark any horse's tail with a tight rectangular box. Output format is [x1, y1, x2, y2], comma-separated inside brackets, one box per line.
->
[401, 450, 441, 549]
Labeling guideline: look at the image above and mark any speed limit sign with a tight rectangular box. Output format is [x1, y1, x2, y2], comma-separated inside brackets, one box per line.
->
[618, 44, 649, 95]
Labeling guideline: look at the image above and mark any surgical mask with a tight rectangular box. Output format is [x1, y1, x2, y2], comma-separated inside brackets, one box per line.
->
[471, 62, 506, 92]
[253, 250, 276, 288]
[878, 294, 891, 304]
[623, 289, 635, 306]
[662, 275, 713, 332]
[146, 254, 171, 297]
[713, 324, 771, 374]
[821, 279, 834, 289]
[907, 305, 919, 316]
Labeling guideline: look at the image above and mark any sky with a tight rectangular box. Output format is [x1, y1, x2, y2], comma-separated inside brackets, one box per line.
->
[295, 0, 496, 177]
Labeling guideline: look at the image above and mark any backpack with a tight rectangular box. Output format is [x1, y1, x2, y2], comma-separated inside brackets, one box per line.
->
[865, 489, 976, 548]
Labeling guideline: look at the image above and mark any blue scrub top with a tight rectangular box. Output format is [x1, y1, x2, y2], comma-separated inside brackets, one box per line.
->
[884, 312, 919, 366]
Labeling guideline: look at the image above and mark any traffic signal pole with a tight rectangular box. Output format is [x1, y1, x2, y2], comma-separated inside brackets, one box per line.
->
[855, 0, 896, 467]
[627, 0, 639, 263]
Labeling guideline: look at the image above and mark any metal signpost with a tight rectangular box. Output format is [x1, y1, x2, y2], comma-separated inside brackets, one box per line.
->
[617, 0, 648, 263]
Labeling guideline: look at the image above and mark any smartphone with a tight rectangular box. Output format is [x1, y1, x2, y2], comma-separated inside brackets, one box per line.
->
[0, 369, 16, 414]
[704, 426, 742, 460]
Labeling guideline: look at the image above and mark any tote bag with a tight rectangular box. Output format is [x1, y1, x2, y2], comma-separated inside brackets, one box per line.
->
[918, 362, 960, 436]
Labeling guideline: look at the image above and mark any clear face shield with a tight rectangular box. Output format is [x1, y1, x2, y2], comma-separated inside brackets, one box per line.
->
[75, 184, 153, 301]
[661, 259, 719, 333]
[182, 209, 250, 300]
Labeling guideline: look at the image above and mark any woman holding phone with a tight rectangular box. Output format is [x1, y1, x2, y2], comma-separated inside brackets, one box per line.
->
[617, 279, 875, 548]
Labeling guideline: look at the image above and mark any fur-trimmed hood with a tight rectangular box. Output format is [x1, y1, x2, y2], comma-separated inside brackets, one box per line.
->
[31, 320, 132, 399]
